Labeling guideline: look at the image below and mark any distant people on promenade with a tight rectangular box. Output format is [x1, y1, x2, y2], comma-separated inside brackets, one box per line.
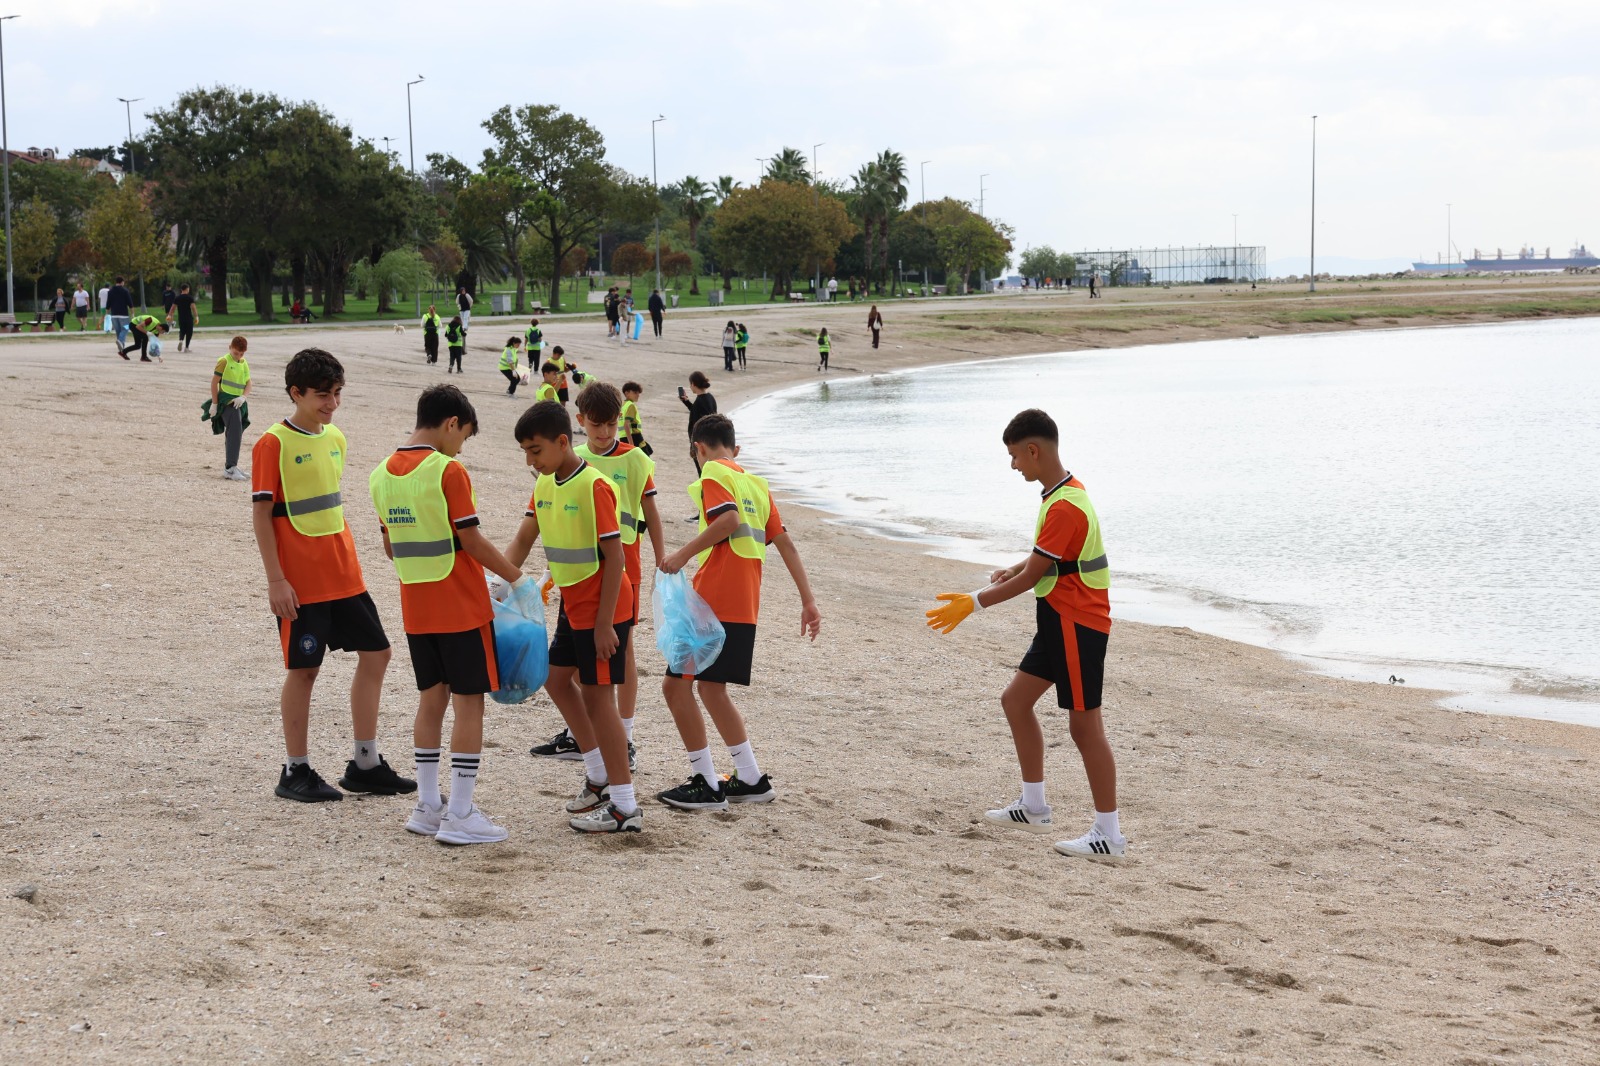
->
[604, 286, 621, 338]
[72, 282, 90, 330]
[648, 289, 665, 337]
[105, 276, 133, 346]
[867, 305, 883, 349]
[173, 283, 199, 351]
[456, 285, 474, 333]
[721, 321, 737, 371]
[422, 304, 442, 364]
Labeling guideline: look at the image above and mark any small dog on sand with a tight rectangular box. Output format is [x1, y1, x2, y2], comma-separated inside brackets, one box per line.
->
[392, 324, 406, 335]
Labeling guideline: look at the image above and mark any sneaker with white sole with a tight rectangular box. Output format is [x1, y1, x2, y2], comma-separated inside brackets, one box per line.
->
[569, 800, 643, 834]
[982, 798, 1054, 835]
[404, 800, 445, 836]
[565, 778, 609, 814]
[530, 727, 583, 761]
[1053, 827, 1128, 858]
[656, 773, 727, 811]
[723, 772, 775, 804]
[435, 806, 509, 845]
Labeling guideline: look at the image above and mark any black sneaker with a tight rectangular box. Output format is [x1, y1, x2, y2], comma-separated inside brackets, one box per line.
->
[530, 727, 583, 761]
[723, 772, 775, 804]
[628, 741, 637, 773]
[656, 773, 728, 811]
[275, 763, 343, 803]
[338, 756, 417, 796]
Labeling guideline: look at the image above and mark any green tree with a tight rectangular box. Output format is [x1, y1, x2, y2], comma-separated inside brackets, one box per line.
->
[677, 176, 713, 295]
[458, 166, 544, 313]
[11, 198, 59, 308]
[421, 229, 466, 292]
[765, 148, 811, 184]
[873, 151, 908, 292]
[84, 180, 174, 301]
[1019, 244, 1057, 283]
[923, 198, 1013, 294]
[712, 181, 856, 298]
[714, 175, 740, 204]
[610, 241, 651, 287]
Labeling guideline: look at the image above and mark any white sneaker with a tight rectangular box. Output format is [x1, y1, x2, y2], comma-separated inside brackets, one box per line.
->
[983, 798, 1055, 835]
[1053, 826, 1128, 858]
[435, 806, 508, 845]
[224, 467, 248, 481]
[404, 800, 445, 836]
[565, 778, 609, 814]
[569, 800, 643, 834]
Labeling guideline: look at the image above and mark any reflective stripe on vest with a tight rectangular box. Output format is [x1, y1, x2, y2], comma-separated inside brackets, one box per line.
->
[577, 442, 654, 546]
[534, 463, 615, 586]
[266, 423, 347, 538]
[499, 347, 519, 371]
[219, 356, 250, 397]
[1034, 480, 1110, 598]
[689, 460, 771, 567]
[368, 450, 458, 584]
[818, 336, 830, 352]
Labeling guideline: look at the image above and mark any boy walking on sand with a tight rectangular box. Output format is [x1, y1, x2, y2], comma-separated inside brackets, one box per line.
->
[655, 414, 821, 810]
[370, 385, 529, 845]
[924, 408, 1126, 858]
[445, 316, 466, 374]
[620, 381, 652, 456]
[251, 348, 413, 803]
[504, 401, 642, 833]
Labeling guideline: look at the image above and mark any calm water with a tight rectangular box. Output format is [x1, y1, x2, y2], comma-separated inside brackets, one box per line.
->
[737, 318, 1600, 726]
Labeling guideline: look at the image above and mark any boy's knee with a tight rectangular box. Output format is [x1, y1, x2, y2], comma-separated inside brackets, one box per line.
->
[287, 666, 319, 685]
[360, 646, 392, 668]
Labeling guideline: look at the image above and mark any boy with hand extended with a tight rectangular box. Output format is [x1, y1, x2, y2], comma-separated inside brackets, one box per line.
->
[251, 348, 411, 803]
[924, 408, 1126, 859]
[504, 401, 642, 833]
[371, 385, 528, 845]
[620, 381, 652, 456]
[499, 337, 524, 395]
[656, 414, 821, 811]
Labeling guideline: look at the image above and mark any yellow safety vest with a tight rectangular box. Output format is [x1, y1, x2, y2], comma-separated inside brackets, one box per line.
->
[689, 460, 771, 567]
[577, 442, 653, 546]
[534, 462, 616, 586]
[621, 399, 643, 438]
[499, 346, 520, 372]
[422, 312, 441, 334]
[1034, 479, 1110, 598]
[266, 422, 347, 537]
[535, 382, 559, 404]
[817, 334, 831, 353]
[525, 326, 543, 352]
[368, 450, 459, 584]
[218, 355, 250, 399]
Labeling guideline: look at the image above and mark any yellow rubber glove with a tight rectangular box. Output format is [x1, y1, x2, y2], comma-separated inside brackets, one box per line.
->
[925, 590, 984, 634]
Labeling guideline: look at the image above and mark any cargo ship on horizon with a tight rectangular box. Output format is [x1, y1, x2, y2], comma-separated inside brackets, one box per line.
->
[1413, 244, 1598, 272]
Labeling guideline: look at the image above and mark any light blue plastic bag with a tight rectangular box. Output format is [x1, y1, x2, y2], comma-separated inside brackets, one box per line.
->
[148, 339, 163, 358]
[490, 577, 549, 704]
[653, 569, 725, 675]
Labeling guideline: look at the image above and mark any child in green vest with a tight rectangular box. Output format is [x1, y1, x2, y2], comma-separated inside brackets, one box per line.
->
[504, 401, 641, 833]
[535, 362, 561, 404]
[816, 327, 830, 372]
[445, 316, 466, 374]
[924, 408, 1125, 859]
[250, 348, 411, 804]
[370, 384, 529, 845]
[499, 336, 524, 396]
[210, 334, 253, 480]
[735, 323, 749, 369]
[118, 313, 168, 362]
[621, 381, 652, 456]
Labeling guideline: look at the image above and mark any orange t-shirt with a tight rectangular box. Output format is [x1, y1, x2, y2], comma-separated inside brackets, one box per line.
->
[525, 467, 632, 629]
[1034, 476, 1112, 634]
[251, 422, 366, 606]
[381, 446, 493, 635]
[692, 459, 785, 626]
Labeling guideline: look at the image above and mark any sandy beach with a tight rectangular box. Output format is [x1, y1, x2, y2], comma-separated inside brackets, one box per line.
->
[3, 278, 1599, 1064]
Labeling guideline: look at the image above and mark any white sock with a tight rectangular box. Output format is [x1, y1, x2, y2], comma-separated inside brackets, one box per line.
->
[285, 754, 309, 771]
[727, 740, 761, 783]
[1021, 780, 1048, 814]
[352, 738, 380, 771]
[687, 746, 717, 784]
[581, 747, 608, 786]
[1095, 809, 1123, 842]
[622, 716, 635, 741]
[448, 752, 480, 818]
[609, 782, 637, 815]
[415, 747, 442, 808]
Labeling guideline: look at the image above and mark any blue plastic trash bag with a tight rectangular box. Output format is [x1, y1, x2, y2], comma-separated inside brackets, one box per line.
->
[631, 310, 644, 340]
[148, 339, 162, 358]
[653, 569, 725, 675]
[490, 577, 549, 704]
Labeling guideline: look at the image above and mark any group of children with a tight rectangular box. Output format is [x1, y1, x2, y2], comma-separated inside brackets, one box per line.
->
[420, 304, 468, 373]
[245, 340, 1127, 859]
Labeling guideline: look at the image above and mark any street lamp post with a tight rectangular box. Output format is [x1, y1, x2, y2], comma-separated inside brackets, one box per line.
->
[382, 135, 394, 160]
[118, 94, 146, 309]
[812, 142, 824, 300]
[405, 76, 424, 174]
[651, 114, 664, 295]
[1446, 202, 1453, 269]
[0, 14, 17, 317]
[979, 173, 990, 293]
[1309, 115, 1318, 293]
[920, 160, 932, 296]
[1232, 213, 1239, 280]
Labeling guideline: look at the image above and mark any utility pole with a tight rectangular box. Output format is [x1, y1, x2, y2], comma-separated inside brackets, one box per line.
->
[118, 94, 146, 310]
[382, 135, 394, 160]
[979, 174, 990, 294]
[1232, 213, 1239, 280]
[920, 160, 932, 296]
[1309, 115, 1318, 293]
[406, 75, 424, 316]
[812, 142, 824, 300]
[1446, 202, 1453, 269]
[651, 115, 664, 295]
[0, 14, 17, 317]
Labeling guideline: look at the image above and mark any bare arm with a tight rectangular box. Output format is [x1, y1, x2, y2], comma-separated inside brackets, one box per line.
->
[252, 499, 299, 620]
[659, 510, 738, 574]
[977, 551, 1054, 609]
[210, 371, 221, 405]
[770, 531, 821, 640]
[593, 537, 625, 659]
[641, 494, 665, 563]
[458, 525, 522, 584]
[505, 514, 539, 569]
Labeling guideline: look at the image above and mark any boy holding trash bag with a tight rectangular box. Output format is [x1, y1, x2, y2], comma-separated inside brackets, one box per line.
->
[370, 384, 529, 846]
[655, 414, 822, 811]
[504, 401, 642, 834]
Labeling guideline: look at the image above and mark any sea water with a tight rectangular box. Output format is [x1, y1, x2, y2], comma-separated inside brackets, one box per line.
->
[737, 318, 1600, 727]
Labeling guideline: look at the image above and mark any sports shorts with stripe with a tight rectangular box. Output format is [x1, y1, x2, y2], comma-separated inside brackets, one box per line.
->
[406, 622, 500, 695]
[664, 622, 756, 687]
[547, 602, 632, 686]
[277, 591, 390, 670]
[1018, 598, 1108, 711]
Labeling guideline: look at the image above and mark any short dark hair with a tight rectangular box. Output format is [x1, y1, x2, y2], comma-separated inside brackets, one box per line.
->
[692, 413, 736, 450]
[551, 345, 564, 356]
[622, 380, 642, 395]
[541, 361, 559, 375]
[285, 348, 345, 395]
[689, 370, 710, 389]
[1002, 408, 1059, 446]
[575, 381, 623, 423]
[514, 400, 572, 444]
[529, 318, 539, 326]
[231, 335, 248, 352]
[506, 336, 521, 347]
[416, 383, 478, 434]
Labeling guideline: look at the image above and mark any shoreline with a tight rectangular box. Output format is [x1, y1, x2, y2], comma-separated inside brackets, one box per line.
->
[3, 281, 1599, 1062]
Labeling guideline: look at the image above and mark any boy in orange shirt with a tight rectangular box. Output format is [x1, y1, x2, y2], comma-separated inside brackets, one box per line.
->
[924, 408, 1126, 859]
[504, 401, 641, 833]
[250, 348, 411, 803]
[656, 414, 821, 811]
[371, 384, 528, 845]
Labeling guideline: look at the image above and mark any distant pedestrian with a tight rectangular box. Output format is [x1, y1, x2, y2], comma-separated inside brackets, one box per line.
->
[106, 275, 133, 347]
[817, 327, 831, 371]
[97, 282, 110, 316]
[173, 283, 199, 351]
[847, 278, 856, 302]
[445, 315, 466, 373]
[161, 283, 177, 317]
[735, 323, 749, 369]
[499, 336, 524, 395]
[867, 305, 883, 349]
[721, 320, 737, 372]
[72, 282, 90, 330]
[679, 370, 716, 478]
[1089, 274, 1099, 299]
[604, 286, 620, 338]
[50, 288, 68, 330]
[421, 304, 442, 364]
[827, 277, 838, 302]
[456, 286, 474, 332]
[648, 288, 665, 337]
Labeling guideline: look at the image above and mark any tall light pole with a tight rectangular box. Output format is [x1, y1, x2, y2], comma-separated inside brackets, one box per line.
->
[118, 94, 145, 309]
[1446, 202, 1453, 268]
[812, 142, 824, 299]
[0, 14, 17, 316]
[979, 174, 990, 293]
[405, 76, 424, 174]
[1232, 213, 1239, 280]
[381, 135, 394, 160]
[920, 160, 932, 296]
[651, 114, 664, 295]
[1308, 115, 1318, 293]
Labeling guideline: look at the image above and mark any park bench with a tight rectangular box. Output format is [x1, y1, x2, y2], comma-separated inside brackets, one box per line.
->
[29, 312, 55, 332]
[0, 313, 18, 333]
[786, 292, 807, 303]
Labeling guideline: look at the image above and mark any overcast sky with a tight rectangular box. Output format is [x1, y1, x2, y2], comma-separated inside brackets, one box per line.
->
[8, 0, 1598, 272]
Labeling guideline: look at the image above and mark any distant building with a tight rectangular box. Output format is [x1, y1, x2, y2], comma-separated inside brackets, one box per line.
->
[3, 147, 124, 185]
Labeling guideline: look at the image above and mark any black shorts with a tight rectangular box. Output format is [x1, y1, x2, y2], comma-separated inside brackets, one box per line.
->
[547, 602, 632, 686]
[1018, 599, 1108, 711]
[557, 386, 570, 403]
[74, 306, 88, 319]
[407, 623, 500, 695]
[665, 621, 756, 687]
[277, 591, 390, 670]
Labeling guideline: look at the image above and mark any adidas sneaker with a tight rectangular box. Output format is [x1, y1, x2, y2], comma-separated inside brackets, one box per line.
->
[1053, 827, 1128, 858]
[982, 798, 1054, 835]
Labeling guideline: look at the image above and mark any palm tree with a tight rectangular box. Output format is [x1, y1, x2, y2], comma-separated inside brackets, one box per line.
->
[679, 175, 714, 295]
[715, 175, 741, 204]
[875, 150, 909, 294]
[852, 163, 887, 294]
[766, 147, 811, 184]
